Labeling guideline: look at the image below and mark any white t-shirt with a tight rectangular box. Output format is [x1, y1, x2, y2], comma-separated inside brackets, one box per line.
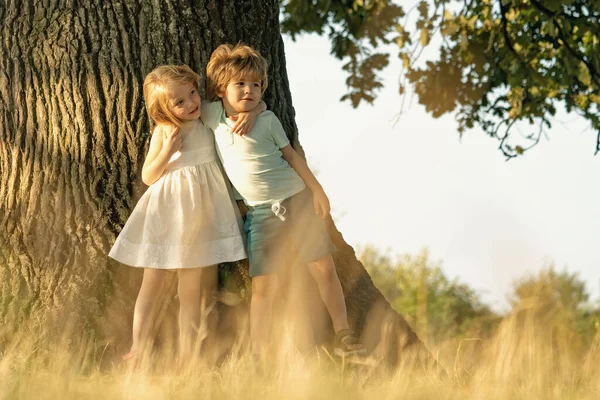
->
[202, 101, 305, 206]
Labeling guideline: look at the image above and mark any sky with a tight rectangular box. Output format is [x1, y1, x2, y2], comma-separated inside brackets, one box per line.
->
[282, 34, 600, 312]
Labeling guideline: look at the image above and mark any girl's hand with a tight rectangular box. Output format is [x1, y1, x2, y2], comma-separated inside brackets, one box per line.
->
[312, 189, 331, 219]
[230, 112, 255, 136]
[162, 126, 182, 156]
[230, 101, 267, 136]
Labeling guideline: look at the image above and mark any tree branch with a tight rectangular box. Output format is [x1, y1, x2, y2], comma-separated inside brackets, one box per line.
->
[497, 118, 518, 159]
[498, 1, 522, 61]
[529, 0, 600, 87]
[528, 0, 558, 16]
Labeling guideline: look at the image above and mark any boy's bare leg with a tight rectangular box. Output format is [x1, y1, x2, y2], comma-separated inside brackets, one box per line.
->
[197, 265, 218, 349]
[177, 266, 217, 361]
[250, 274, 275, 355]
[129, 268, 168, 356]
[307, 255, 349, 333]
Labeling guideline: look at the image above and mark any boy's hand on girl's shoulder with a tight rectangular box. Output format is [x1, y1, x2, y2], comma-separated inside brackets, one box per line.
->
[312, 188, 331, 219]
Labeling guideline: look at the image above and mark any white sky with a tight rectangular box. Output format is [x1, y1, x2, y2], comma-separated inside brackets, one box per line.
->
[283, 34, 600, 312]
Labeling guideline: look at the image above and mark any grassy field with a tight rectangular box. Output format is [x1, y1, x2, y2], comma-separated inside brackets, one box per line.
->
[2, 307, 600, 400]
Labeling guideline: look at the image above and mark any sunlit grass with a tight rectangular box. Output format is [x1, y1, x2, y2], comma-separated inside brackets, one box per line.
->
[2, 304, 600, 400]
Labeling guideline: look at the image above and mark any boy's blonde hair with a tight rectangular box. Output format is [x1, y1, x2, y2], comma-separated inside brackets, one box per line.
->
[206, 44, 268, 101]
[143, 64, 201, 127]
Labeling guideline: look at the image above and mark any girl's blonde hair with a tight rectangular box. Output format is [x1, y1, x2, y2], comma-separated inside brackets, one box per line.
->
[143, 64, 201, 127]
[206, 44, 268, 101]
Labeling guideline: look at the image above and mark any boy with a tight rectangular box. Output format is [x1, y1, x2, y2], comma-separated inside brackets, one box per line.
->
[202, 44, 365, 358]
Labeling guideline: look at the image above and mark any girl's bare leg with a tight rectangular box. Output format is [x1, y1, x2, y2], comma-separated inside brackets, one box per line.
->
[177, 266, 217, 361]
[129, 268, 168, 356]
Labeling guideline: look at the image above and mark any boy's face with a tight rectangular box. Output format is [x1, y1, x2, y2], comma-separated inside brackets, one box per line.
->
[220, 76, 262, 114]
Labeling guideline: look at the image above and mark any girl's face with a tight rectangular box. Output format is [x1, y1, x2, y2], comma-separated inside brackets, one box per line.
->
[167, 83, 201, 122]
[220, 76, 262, 115]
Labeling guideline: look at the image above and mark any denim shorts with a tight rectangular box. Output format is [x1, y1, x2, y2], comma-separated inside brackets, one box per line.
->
[244, 189, 337, 277]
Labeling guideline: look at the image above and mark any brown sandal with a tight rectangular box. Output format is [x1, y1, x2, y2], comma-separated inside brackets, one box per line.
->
[334, 329, 366, 357]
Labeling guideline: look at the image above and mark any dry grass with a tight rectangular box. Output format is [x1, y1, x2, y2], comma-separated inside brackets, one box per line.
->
[2, 303, 600, 400]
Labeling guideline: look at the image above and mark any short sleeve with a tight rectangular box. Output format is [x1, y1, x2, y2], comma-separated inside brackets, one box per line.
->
[268, 113, 291, 149]
[201, 101, 223, 130]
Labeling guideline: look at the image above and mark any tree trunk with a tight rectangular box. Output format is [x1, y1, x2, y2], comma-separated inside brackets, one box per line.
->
[0, 0, 433, 368]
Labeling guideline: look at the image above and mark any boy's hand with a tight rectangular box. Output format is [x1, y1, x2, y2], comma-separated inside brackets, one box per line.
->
[312, 188, 331, 219]
[231, 101, 266, 136]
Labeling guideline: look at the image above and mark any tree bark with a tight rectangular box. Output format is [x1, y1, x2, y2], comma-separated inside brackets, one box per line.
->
[0, 0, 433, 368]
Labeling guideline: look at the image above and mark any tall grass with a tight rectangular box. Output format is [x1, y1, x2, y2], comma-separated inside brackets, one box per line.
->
[2, 297, 600, 400]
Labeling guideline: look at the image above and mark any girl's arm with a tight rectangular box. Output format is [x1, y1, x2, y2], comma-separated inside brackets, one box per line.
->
[141, 125, 181, 186]
[230, 100, 267, 136]
[280, 145, 331, 219]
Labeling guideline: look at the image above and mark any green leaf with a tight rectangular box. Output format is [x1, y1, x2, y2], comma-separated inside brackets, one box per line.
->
[441, 20, 460, 37]
[578, 62, 592, 87]
[505, 8, 517, 22]
[515, 145, 524, 155]
[467, 15, 478, 30]
[417, 1, 429, 19]
[548, 20, 557, 37]
[513, 42, 522, 53]
[575, 94, 589, 109]
[400, 52, 410, 69]
[420, 29, 430, 46]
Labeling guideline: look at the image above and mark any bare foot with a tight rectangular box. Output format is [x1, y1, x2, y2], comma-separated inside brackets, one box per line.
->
[122, 350, 138, 361]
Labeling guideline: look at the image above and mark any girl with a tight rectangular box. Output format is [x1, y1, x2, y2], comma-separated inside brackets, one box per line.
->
[109, 64, 258, 361]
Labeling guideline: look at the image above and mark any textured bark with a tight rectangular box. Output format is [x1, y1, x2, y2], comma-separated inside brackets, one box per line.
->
[0, 0, 433, 367]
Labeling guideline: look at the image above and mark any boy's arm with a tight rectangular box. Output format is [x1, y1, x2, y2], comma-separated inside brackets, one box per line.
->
[230, 100, 267, 136]
[281, 145, 330, 219]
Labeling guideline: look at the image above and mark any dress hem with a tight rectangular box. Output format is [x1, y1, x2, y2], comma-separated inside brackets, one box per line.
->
[109, 236, 247, 269]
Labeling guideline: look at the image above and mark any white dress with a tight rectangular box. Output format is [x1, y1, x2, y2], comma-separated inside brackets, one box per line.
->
[109, 120, 246, 269]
